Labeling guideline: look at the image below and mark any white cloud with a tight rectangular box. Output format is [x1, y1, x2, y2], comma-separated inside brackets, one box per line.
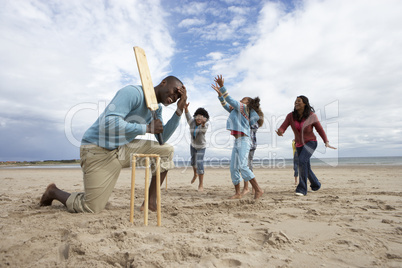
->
[246, 1, 400, 156]
[207, 52, 224, 61]
[228, 6, 245, 14]
[1, 0, 401, 161]
[180, 0, 402, 159]
[176, 2, 208, 15]
[178, 18, 205, 28]
[0, 0, 175, 160]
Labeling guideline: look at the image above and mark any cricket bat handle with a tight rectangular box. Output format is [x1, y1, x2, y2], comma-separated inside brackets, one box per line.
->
[152, 111, 164, 145]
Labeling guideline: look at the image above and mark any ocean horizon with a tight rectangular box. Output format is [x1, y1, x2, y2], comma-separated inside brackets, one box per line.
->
[1, 156, 402, 169]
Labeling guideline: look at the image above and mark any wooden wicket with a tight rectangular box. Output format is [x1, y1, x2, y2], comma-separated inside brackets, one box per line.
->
[130, 153, 161, 226]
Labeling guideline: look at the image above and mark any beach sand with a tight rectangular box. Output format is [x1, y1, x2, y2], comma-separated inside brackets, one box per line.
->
[0, 165, 401, 267]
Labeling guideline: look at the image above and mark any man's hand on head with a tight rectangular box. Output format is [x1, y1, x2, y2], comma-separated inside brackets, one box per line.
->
[176, 86, 187, 116]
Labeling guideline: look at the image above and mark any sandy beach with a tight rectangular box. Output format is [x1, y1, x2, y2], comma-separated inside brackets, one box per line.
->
[0, 165, 401, 267]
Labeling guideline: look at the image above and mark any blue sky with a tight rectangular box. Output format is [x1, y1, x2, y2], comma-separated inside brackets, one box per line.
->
[1, 0, 401, 163]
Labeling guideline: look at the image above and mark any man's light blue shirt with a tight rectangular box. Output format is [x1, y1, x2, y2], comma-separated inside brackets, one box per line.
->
[81, 85, 181, 150]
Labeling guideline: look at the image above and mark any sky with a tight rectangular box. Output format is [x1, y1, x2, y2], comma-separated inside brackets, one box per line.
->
[1, 0, 401, 163]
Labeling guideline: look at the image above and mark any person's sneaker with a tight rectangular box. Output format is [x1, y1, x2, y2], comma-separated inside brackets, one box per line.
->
[295, 192, 305, 196]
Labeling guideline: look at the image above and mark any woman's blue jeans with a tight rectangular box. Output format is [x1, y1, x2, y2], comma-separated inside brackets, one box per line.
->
[295, 141, 321, 195]
[190, 145, 205, 175]
[293, 151, 299, 177]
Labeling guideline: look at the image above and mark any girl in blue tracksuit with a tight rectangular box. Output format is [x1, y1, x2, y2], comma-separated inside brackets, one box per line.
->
[211, 75, 264, 199]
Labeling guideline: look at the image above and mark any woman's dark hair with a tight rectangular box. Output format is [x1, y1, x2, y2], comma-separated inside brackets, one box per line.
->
[292, 95, 315, 122]
[247, 97, 264, 127]
[194, 107, 209, 120]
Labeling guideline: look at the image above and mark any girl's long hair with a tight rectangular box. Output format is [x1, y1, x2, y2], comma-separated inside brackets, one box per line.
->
[247, 97, 264, 127]
[292, 95, 315, 122]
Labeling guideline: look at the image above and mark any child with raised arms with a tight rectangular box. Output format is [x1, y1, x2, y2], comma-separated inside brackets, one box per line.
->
[184, 103, 209, 191]
[211, 75, 264, 199]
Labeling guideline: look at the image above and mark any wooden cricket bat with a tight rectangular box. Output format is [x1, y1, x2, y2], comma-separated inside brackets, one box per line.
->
[134, 46, 164, 145]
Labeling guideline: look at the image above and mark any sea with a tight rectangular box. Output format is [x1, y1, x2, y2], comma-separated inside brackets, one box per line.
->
[1, 156, 402, 169]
